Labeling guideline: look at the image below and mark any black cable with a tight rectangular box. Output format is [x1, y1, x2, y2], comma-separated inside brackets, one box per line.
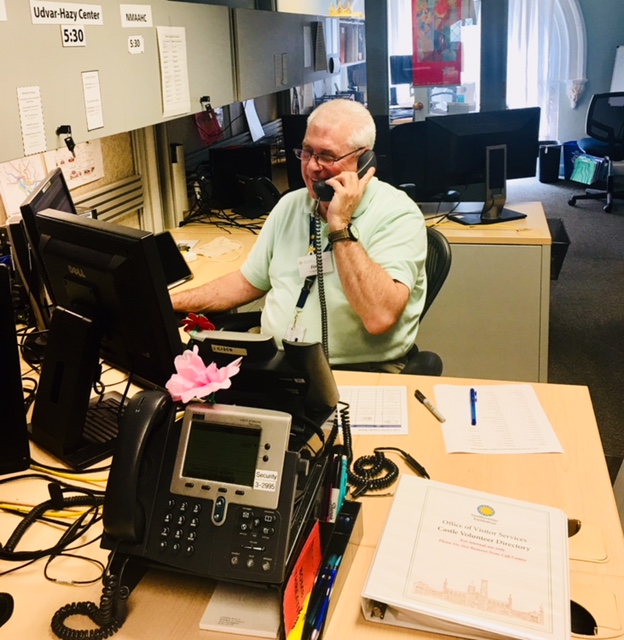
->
[313, 214, 329, 359]
[339, 404, 430, 498]
[0, 494, 104, 560]
[374, 447, 430, 480]
[51, 554, 130, 640]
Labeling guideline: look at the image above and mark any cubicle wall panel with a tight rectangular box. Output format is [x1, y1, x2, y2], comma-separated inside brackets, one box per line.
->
[0, 0, 235, 164]
[417, 243, 547, 382]
[122, 2, 234, 132]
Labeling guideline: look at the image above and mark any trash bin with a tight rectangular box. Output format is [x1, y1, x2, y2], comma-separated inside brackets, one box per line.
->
[547, 217, 570, 279]
[539, 143, 561, 183]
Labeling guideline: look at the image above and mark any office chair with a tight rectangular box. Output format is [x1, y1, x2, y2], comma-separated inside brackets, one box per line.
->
[568, 92, 624, 213]
[210, 226, 452, 376]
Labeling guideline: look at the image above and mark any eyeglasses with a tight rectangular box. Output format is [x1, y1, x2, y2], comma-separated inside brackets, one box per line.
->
[293, 146, 364, 167]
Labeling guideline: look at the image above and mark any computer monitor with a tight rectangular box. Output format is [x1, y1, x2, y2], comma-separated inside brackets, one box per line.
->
[30, 209, 184, 467]
[9, 168, 77, 330]
[425, 107, 541, 225]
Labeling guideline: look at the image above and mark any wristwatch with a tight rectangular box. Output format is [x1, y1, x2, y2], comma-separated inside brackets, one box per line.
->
[328, 223, 359, 244]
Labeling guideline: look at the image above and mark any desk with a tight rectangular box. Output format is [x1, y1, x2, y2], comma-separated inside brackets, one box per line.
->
[171, 202, 552, 383]
[418, 201, 552, 382]
[2, 372, 624, 638]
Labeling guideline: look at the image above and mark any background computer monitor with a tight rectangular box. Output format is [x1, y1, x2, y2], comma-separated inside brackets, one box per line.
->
[9, 167, 77, 329]
[30, 209, 184, 466]
[424, 107, 541, 224]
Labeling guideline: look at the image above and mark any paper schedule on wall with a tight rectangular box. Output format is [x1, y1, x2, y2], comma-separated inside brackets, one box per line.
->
[17, 86, 46, 156]
[81, 71, 104, 131]
[157, 26, 191, 118]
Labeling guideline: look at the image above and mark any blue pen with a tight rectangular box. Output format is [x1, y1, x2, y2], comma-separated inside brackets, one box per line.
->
[470, 388, 478, 425]
[310, 566, 338, 640]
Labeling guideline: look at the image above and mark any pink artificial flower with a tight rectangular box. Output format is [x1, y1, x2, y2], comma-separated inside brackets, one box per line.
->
[165, 345, 242, 403]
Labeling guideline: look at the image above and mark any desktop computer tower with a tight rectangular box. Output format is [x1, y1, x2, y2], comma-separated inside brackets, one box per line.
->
[209, 145, 273, 210]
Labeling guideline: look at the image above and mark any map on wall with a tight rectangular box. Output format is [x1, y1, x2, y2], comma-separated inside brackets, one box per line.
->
[0, 140, 104, 216]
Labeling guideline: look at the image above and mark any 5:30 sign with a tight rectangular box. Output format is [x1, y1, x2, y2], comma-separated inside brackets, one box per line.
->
[61, 25, 86, 48]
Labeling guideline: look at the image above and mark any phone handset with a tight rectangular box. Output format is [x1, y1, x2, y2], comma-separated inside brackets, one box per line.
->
[103, 390, 173, 543]
[313, 149, 377, 202]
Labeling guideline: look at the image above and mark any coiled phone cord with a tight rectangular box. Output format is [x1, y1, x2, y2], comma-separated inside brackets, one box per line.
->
[313, 213, 329, 360]
[51, 554, 130, 640]
[338, 403, 398, 498]
[339, 404, 430, 498]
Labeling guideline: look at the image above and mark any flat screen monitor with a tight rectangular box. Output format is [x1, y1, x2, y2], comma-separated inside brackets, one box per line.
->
[30, 209, 184, 467]
[11, 168, 77, 329]
[425, 107, 541, 224]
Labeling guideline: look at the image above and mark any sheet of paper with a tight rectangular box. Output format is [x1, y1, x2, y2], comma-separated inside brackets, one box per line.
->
[17, 86, 46, 156]
[81, 71, 104, 131]
[338, 386, 408, 434]
[200, 581, 281, 638]
[244, 99, 265, 142]
[434, 384, 564, 454]
[157, 26, 191, 118]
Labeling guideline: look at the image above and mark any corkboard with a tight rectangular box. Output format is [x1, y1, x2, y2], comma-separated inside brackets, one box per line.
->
[0, 132, 135, 226]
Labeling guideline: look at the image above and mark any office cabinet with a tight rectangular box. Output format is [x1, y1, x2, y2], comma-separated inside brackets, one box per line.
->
[0, 0, 234, 164]
[234, 9, 334, 102]
[417, 203, 551, 382]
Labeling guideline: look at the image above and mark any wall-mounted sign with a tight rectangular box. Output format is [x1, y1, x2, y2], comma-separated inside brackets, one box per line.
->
[29, 1, 103, 26]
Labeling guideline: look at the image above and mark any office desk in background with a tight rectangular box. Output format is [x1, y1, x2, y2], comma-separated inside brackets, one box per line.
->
[418, 201, 551, 382]
[172, 201, 552, 383]
[2, 372, 624, 638]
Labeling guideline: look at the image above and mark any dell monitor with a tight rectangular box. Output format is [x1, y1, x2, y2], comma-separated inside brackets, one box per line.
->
[8, 168, 77, 330]
[425, 107, 541, 225]
[30, 209, 184, 468]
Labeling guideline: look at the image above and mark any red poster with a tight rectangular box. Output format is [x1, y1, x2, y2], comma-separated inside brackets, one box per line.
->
[412, 0, 462, 86]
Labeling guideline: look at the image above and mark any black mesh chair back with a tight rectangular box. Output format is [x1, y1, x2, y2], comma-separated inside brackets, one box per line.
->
[585, 92, 624, 160]
[422, 226, 452, 320]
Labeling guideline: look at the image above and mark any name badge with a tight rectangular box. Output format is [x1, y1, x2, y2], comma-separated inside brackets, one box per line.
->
[285, 323, 306, 342]
[298, 252, 334, 278]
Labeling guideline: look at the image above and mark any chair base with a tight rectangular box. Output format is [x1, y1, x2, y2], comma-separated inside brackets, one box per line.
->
[568, 189, 624, 213]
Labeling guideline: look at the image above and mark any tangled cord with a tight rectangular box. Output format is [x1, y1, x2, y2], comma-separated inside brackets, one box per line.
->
[339, 403, 430, 498]
[51, 556, 130, 640]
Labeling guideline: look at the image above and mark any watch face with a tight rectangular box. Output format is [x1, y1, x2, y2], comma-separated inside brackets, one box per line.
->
[349, 224, 359, 240]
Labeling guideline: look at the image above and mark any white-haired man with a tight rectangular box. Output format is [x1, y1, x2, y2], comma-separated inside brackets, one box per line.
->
[172, 99, 427, 372]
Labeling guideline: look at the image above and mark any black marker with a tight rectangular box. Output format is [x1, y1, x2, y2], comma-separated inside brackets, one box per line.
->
[415, 389, 446, 423]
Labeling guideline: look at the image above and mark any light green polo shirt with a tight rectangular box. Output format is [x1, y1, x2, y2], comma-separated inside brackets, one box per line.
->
[240, 177, 427, 365]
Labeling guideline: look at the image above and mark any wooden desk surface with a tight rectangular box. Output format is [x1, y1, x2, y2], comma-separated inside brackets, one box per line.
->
[2, 372, 623, 639]
[169, 223, 260, 288]
[429, 201, 551, 246]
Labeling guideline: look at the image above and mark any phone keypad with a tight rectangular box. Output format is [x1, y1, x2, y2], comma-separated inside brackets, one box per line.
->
[159, 498, 202, 557]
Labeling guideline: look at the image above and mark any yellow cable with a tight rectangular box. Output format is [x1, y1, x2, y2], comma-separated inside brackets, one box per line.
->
[30, 464, 108, 485]
[0, 502, 102, 519]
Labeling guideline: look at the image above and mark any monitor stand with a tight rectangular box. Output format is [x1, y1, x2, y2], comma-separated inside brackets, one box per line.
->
[447, 145, 527, 226]
[29, 307, 125, 469]
[447, 206, 527, 226]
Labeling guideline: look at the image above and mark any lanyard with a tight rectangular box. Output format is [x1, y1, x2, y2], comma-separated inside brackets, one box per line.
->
[294, 215, 332, 312]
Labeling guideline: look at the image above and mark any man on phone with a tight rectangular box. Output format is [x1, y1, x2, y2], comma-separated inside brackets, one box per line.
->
[171, 99, 427, 372]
